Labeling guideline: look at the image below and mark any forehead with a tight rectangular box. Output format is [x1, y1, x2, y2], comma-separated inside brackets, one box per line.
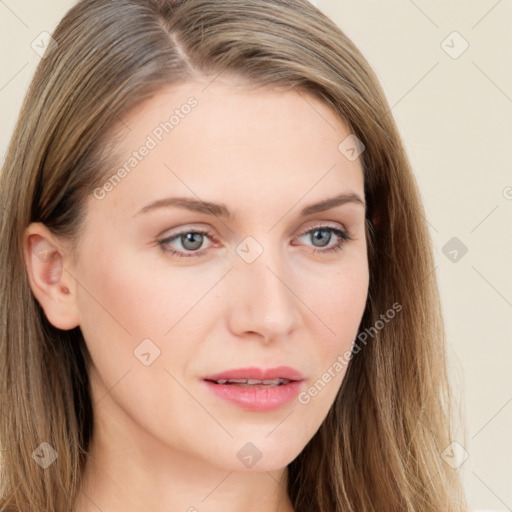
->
[90, 79, 364, 220]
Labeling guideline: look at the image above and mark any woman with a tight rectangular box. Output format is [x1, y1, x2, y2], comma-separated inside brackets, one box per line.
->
[0, 0, 467, 510]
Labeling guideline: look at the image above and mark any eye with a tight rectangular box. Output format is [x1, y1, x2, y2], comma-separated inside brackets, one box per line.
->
[157, 224, 352, 259]
[295, 225, 352, 255]
[158, 229, 215, 258]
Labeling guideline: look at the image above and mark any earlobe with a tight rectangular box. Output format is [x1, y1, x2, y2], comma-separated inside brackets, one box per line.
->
[23, 222, 80, 330]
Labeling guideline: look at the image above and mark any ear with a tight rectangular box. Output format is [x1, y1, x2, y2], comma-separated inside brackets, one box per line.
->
[23, 222, 80, 330]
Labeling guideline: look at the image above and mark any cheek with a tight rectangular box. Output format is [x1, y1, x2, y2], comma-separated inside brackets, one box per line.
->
[74, 245, 210, 434]
[76, 240, 203, 338]
[294, 267, 368, 432]
[305, 257, 369, 351]
[296, 258, 368, 412]
[74, 239, 223, 391]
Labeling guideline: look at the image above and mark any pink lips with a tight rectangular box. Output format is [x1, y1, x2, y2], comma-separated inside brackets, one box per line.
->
[202, 366, 305, 412]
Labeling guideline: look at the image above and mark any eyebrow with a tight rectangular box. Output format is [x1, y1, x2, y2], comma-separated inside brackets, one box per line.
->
[134, 192, 365, 219]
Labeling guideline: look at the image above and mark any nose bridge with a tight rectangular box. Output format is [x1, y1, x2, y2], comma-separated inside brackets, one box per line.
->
[228, 236, 300, 339]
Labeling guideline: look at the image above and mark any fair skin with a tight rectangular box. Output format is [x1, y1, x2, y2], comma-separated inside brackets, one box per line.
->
[23, 77, 369, 512]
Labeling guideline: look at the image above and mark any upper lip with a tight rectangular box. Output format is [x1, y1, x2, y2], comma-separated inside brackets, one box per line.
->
[203, 366, 304, 382]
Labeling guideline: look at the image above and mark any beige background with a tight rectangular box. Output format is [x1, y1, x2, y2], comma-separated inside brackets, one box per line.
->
[1, 1, 511, 510]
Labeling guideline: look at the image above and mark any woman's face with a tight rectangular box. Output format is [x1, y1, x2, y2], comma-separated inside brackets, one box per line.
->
[60, 79, 369, 472]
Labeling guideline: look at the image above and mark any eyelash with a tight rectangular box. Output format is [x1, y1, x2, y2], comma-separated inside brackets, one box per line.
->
[157, 225, 352, 259]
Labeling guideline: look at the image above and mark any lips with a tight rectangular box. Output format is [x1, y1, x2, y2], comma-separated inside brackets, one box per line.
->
[201, 366, 305, 411]
[202, 366, 304, 385]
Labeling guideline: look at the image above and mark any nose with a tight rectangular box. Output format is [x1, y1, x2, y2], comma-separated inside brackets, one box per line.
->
[226, 244, 301, 343]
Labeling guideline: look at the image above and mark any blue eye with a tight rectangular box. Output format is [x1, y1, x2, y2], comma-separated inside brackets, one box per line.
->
[158, 225, 352, 259]
[296, 226, 352, 255]
[158, 229, 214, 258]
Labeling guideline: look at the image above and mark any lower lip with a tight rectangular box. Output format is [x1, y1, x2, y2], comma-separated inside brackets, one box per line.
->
[202, 380, 303, 412]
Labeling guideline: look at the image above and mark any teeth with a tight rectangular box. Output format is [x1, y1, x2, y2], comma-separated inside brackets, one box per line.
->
[261, 378, 288, 385]
[213, 378, 291, 385]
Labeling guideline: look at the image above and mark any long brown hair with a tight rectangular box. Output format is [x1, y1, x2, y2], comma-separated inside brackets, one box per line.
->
[0, 0, 467, 510]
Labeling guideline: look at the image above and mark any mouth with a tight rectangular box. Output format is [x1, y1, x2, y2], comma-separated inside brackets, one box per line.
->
[201, 366, 305, 411]
[204, 377, 294, 388]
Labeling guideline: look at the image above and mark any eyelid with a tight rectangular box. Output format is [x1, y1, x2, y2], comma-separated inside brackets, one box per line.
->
[296, 220, 348, 237]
